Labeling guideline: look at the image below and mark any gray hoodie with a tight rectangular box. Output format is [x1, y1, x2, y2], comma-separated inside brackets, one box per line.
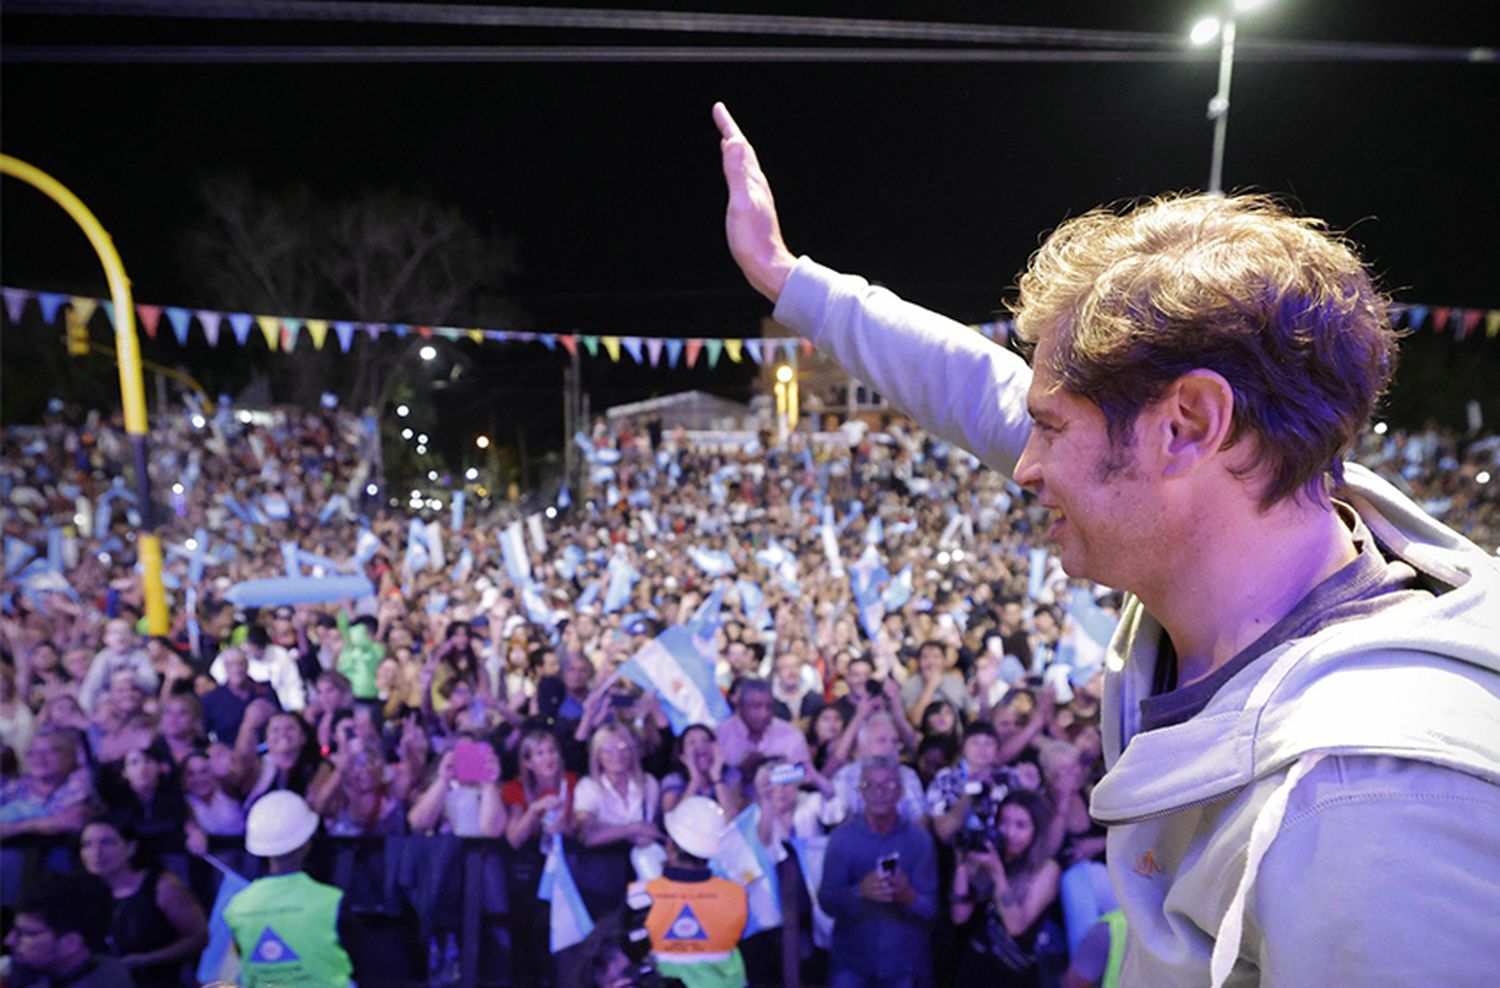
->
[775, 256, 1500, 986]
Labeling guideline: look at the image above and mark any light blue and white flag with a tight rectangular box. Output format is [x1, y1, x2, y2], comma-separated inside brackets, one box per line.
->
[836, 501, 864, 534]
[576, 578, 603, 611]
[522, 582, 561, 628]
[450, 548, 474, 586]
[1027, 547, 1051, 602]
[603, 553, 639, 614]
[556, 484, 572, 511]
[688, 545, 736, 579]
[556, 544, 585, 582]
[820, 507, 845, 579]
[736, 579, 772, 632]
[789, 835, 835, 949]
[850, 546, 892, 641]
[1057, 587, 1119, 684]
[619, 626, 731, 735]
[354, 528, 383, 565]
[887, 518, 918, 539]
[754, 538, 801, 596]
[196, 859, 250, 984]
[537, 839, 594, 953]
[882, 564, 914, 611]
[4, 536, 36, 577]
[499, 522, 531, 587]
[864, 515, 885, 547]
[405, 519, 430, 575]
[450, 490, 466, 533]
[686, 584, 725, 645]
[712, 805, 782, 936]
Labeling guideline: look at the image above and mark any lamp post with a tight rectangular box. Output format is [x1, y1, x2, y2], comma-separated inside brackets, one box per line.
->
[1192, 0, 1269, 195]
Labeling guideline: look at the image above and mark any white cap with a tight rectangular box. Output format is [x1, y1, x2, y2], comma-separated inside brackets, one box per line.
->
[664, 796, 727, 860]
[246, 790, 320, 857]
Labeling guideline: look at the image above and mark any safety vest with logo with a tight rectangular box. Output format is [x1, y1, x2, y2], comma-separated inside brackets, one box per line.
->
[223, 871, 353, 988]
[645, 871, 748, 988]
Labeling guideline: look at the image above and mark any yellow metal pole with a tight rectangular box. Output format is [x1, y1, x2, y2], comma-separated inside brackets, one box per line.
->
[1, 154, 168, 634]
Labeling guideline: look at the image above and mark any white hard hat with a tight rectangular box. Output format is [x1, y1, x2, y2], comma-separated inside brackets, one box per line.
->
[246, 790, 320, 857]
[664, 796, 727, 860]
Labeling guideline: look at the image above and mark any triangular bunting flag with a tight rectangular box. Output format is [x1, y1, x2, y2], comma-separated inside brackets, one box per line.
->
[724, 338, 743, 363]
[539, 333, 557, 351]
[306, 319, 329, 350]
[646, 337, 664, 366]
[1458, 309, 1480, 341]
[37, 292, 68, 325]
[256, 315, 280, 351]
[468, 329, 484, 344]
[1405, 305, 1428, 330]
[560, 334, 578, 357]
[744, 339, 763, 364]
[2, 288, 29, 325]
[664, 338, 683, 367]
[392, 323, 409, 338]
[69, 295, 98, 327]
[364, 323, 381, 340]
[229, 313, 253, 346]
[622, 337, 644, 364]
[1433, 307, 1451, 333]
[137, 303, 162, 340]
[1487, 311, 1500, 339]
[415, 325, 431, 339]
[334, 321, 356, 352]
[801, 339, 815, 356]
[281, 317, 302, 351]
[601, 336, 621, 362]
[685, 339, 703, 367]
[100, 301, 115, 328]
[705, 339, 723, 367]
[582, 335, 599, 357]
[197, 310, 223, 346]
[166, 307, 193, 346]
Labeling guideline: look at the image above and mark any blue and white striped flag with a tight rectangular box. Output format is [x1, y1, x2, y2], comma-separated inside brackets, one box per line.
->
[736, 579, 772, 632]
[451, 548, 474, 586]
[450, 491, 466, 533]
[556, 544, 585, 582]
[354, 528, 383, 565]
[686, 585, 725, 645]
[537, 839, 594, 953]
[882, 564, 913, 611]
[688, 546, 736, 578]
[1027, 547, 1050, 602]
[603, 553, 639, 614]
[712, 805, 782, 936]
[619, 626, 730, 735]
[864, 515, 885, 546]
[499, 522, 531, 587]
[576, 578, 603, 611]
[196, 860, 250, 984]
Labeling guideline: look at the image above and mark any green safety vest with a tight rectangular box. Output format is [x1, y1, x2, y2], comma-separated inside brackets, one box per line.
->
[1101, 908, 1128, 988]
[224, 871, 353, 988]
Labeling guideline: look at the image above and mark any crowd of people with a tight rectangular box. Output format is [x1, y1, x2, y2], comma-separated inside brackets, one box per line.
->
[1, 393, 1495, 987]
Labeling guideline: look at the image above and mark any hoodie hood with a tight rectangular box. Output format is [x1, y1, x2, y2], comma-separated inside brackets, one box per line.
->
[1091, 462, 1500, 825]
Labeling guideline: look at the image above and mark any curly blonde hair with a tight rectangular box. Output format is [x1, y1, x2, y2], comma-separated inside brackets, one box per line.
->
[1011, 193, 1400, 507]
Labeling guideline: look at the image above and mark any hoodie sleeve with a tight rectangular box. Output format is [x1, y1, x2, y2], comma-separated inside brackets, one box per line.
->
[773, 257, 1034, 478]
[1248, 754, 1500, 987]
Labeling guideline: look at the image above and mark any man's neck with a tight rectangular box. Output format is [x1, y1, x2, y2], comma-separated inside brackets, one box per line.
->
[865, 809, 899, 835]
[1143, 496, 1357, 687]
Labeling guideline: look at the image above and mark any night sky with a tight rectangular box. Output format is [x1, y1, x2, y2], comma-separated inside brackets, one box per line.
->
[2, 2, 1496, 448]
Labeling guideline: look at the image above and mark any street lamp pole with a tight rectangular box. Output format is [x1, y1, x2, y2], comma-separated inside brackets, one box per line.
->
[1207, 16, 1237, 194]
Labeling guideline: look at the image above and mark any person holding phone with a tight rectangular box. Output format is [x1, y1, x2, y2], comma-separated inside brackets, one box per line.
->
[819, 756, 937, 987]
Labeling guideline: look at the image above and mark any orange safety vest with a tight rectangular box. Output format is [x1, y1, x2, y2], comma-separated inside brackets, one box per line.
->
[645, 873, 748, 963]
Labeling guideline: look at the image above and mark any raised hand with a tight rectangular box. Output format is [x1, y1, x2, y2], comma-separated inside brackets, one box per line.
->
[712, 102, 797, 303]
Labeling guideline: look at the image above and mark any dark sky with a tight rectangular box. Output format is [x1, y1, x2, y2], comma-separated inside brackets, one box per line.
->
[2, 1, 1497, 434]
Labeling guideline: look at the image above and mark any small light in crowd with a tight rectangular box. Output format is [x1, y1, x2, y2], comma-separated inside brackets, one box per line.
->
[191, 415, 207, 429]
[1479, 471, 1492, 485]
[545, 506, 557, 519]
[185, 538, 199, 551]
[775, 364, 794, 384]
[419, 345, 438, 362]
[74, 513, 87, 527]
[427, 470, 439, 482]
[396, 404, 410, 418]
[401, 428, 414, 440]
[475, 486, 488, 497]
[411, 490, 422, 499]
[1373, 421, 1389, 435]
[416, 445, 427, 455]
[475, 434, 491, 450]
[97, 552, 112, 564]
[937, 551, 951, 565]
[646, 548, 658, 560]
[1189, 15, 1221, 45]
[366, 483, 379, 496]
[237, 410, 253, 424]
[389, 498, 399, 507]
[465, 467, 479, 481]
[418, 433, 429, 445]
[428, 499, 443, 510]
[171, 483, 185, 495]
[952, 549, 965, 562]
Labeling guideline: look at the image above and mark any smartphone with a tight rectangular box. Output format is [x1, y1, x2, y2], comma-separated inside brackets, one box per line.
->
[452, 738, 495, 785]
[963, 780, 985, 797]
[878, 852, 900, 876]
[768, 763, 806, 787]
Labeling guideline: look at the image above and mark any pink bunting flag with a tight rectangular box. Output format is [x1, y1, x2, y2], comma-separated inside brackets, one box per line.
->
[645, 337, 663, 366]
[136, 304, 161, 340]
[560, 335, 578, 358]
[1459, 309, 1482, 341]
[2, 288, 28, 325]
[685, 339, 703, 367]
[1432, 307, 1450, 333]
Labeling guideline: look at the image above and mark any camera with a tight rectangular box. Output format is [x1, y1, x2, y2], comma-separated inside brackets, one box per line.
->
[953, 829, 992, 854]
[865, 678, 883, 697]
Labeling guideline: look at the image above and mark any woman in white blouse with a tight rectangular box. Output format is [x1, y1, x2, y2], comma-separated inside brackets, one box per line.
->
[572, 722, 662, 849]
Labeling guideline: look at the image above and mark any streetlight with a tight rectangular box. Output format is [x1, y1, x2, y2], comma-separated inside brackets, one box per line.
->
[395, 404, 410, 418]
[1190, 0, 1272, 194]
[773, 364, 799, 441]
[475, 434, 491, 450]
[419, 345, 437, 362]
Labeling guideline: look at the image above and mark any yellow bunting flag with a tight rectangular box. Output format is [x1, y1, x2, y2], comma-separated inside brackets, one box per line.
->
[256, 315, 280, 351]
[725, 338, 743, 363]
[602, 336, 621, 362]
[306, 319, 329, 350]
[1488, 311, 1500, 339]
[468, 330, 485, 345]
[68, 296, 98, 325]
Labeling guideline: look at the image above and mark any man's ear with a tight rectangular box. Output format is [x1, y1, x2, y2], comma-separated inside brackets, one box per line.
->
[1159, 370, 1235, 478]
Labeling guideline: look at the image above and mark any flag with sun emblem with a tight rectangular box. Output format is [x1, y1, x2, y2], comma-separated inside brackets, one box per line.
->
[619, 625, 730, 735]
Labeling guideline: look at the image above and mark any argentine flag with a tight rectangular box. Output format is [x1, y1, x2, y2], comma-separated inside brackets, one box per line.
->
[538, 840, 594, 953]
[603, 553, 639, 614]
[686, 585, 725, 645]
[499, 522, 531, 586]
[688, 545, 736, 578]
[196, 859, 250, 984]
[620, 626, 730, 735]
[712, 805, 782, 936]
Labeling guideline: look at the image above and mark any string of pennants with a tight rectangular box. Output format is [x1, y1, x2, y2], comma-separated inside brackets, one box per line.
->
[5, 285, 1500, 367]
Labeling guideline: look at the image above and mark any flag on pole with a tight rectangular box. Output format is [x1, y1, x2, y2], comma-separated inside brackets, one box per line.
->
[500, 522, 531, 587]
[688, 545, 736, 578]
[537, 840, 594, 953]
[196, 859, 250, 984]
[603, 553, 639, 614]
[619, 626, 731, 734]
[711, 805, 782, 936]
[686, 584, 725, 645]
